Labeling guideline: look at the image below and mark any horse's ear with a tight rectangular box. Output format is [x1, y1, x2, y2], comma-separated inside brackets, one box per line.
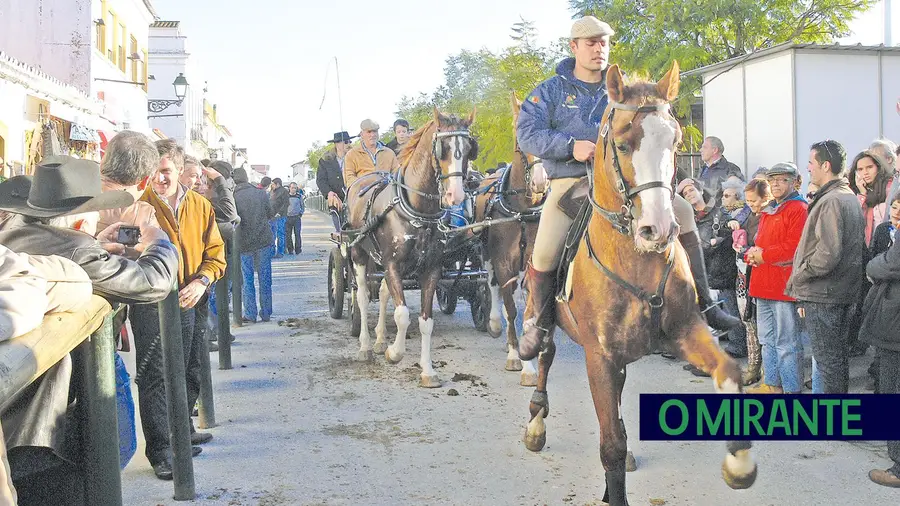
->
[467, 106, 477, 126]
[606, 64, 625, 103]
[511, 91, 522, 120]
[657, 60, 680, 102]
[433, 105, 441, 125]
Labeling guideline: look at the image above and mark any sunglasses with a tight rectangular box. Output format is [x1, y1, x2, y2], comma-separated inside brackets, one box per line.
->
[806, 192, 816, 200]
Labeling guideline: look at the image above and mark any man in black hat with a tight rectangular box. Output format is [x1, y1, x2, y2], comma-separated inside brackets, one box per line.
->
[0, 156, 178, 303]
[0, 156, 180, 501]
[317, 131, 356, 231]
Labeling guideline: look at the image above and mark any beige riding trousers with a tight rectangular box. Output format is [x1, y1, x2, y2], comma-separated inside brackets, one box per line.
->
[531, 177, 695, 272]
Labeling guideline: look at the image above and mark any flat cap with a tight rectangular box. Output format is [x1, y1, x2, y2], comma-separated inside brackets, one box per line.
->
[767, 162, 800, 178]
[570, 16, 615, 40]
[360, 119, 380, 131]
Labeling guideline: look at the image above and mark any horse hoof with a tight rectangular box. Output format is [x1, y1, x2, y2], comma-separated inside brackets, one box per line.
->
[722, 450, 757, 489]
[505, 358, 523, 372]
[488, 321, 502, 338]
[520, 371, 538, 387]
[385, 347, 403, 364]
[356, 349, 374, 362]
[373, 342, 387, 355]
[524, 415, 546, 452]
[419, 374, 441, 388]
[625, 451, 637, 472]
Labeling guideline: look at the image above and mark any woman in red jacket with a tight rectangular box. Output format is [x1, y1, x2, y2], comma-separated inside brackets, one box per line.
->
[744, 163, 809, 394]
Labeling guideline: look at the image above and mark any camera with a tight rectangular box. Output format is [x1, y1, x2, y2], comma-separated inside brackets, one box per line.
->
[117, 225, 142, 246]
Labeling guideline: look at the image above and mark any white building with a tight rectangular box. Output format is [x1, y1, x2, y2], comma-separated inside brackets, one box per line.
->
[0, 52, 115, 177]
[290, 161, 310, 186]
[0, 0, 156, 134]
[148, 20, 205, 157]
[684, 43, 900, 188]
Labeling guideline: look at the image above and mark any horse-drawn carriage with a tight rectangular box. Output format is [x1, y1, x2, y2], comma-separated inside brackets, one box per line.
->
[325, 207, 496, 338]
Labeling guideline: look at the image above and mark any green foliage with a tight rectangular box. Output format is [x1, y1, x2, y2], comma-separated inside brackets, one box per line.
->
[305, 141, 328, 172]
[569, 0, 877, 117]
[394, 21, 563, 171]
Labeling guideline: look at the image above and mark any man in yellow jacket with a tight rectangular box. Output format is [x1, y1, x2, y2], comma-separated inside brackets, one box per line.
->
[343, 118, 400, 190]
[134, 139, 226, 480]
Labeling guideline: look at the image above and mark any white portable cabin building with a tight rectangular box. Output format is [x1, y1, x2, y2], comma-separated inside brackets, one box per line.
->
[683, 43, 900, 188]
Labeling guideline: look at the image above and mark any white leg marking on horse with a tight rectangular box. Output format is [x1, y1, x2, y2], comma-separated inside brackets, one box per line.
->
[418, 316, 440, 387]
[375, 279, 389, 346]
[386, 305, 410, 363]
[724, 450, 755, 475]
[715, 377, 740, 394]
[486, 261, 502, 335]
[355, 264, 371, 356]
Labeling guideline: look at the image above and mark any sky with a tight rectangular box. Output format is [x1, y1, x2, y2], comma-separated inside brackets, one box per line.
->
[149, 0, 890, 180]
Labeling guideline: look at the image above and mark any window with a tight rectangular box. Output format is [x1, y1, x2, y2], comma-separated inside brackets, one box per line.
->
[105, 9, 119, 64]
[118, 23, 126, 71]
[130, 36, 138, 82]
[142, 50, 149, 92]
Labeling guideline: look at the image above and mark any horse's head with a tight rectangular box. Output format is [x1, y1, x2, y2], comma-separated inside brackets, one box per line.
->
[511, 92, 546, 203]
[432, 106, 478, 207]
[598, 61, 682, 253]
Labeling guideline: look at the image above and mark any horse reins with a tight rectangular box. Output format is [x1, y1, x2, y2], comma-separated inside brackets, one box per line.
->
[588, 101, 675, 237]
[578, 99, 679, 338]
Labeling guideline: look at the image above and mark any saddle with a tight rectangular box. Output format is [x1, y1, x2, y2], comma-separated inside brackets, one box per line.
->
[555, 177, 592, 300]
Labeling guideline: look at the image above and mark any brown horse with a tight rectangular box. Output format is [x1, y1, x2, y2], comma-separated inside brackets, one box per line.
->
[521, 62, 757, 505]
[345, 107, 477, 388]
[474, 92, 543, 386]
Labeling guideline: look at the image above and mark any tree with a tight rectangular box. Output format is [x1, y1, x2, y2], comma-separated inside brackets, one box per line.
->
[569, 0, 877, 116]
[305, 141, 328, 172]
[394, 19, 560, 171]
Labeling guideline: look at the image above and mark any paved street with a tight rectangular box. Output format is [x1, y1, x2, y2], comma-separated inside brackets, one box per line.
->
[122, 211, 898, 506]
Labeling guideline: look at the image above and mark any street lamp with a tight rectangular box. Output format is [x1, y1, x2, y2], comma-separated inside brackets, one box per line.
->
[147, 73, 190, 113]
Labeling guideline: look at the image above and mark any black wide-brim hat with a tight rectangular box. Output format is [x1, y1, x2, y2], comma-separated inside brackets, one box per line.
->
[0, 156, 134, 218]
[327, 131, 357, 144]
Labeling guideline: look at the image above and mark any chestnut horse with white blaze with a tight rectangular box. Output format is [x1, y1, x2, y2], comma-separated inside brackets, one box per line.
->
[521, 62, 757, 505]
[345, 107, 477, 388]
[474, 91, 543, 386]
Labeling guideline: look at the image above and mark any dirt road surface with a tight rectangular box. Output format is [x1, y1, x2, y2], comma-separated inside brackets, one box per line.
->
[121, 211, 897, 506]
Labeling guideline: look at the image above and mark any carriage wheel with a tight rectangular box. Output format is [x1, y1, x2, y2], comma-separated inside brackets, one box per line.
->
[350, 287, 362, 338]
[471, 282, 490, 332]
[436, 285, 457, 315]
[328, 247, 344, 319]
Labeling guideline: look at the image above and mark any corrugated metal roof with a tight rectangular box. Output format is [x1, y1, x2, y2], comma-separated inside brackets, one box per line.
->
[681, 42, 900, 78]
[150, 21, 180, 28]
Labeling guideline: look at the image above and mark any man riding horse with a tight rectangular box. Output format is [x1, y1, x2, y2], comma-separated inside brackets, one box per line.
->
[516, 16, 743, 361]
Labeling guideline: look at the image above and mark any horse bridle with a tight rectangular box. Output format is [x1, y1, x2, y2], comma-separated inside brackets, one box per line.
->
[588, 100, 676, 236]
[433, 130, 474, 181]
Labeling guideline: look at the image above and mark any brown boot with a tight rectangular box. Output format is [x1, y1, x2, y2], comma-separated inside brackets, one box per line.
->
[742, 321, 762, 385]
[869, 468, 900, 488]
[519, 265, 557, 361]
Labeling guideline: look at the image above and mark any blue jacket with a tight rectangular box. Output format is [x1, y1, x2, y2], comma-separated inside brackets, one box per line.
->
[516, 58, 610, 180]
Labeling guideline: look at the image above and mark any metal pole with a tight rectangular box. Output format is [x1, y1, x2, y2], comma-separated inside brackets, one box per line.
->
[83, 312, 123, 506]
[335, 56, 344, 132]
[230, 225, 243, 328]
[158, 285, 196, 500]
[196, 306, 216, 428]
[887, 0, 893, 47]
[217, 263, 233, 370]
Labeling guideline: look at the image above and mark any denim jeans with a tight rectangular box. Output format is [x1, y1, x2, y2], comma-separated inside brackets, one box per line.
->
[802, 302, 853, 394]
[241, 245, 274, 321]
[756, 298, 803, 393]
[208, 278, 232, 317]
[271, 217, 287, 256]
[130, 303, 197, 465]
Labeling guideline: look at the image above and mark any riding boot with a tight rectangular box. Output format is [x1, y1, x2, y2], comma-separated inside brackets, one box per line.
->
[519, 264, 557, 361]
[679, 231, 742, 331]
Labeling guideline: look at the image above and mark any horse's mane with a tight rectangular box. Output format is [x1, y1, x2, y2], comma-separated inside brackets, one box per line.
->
[399, 119, 435, 169]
